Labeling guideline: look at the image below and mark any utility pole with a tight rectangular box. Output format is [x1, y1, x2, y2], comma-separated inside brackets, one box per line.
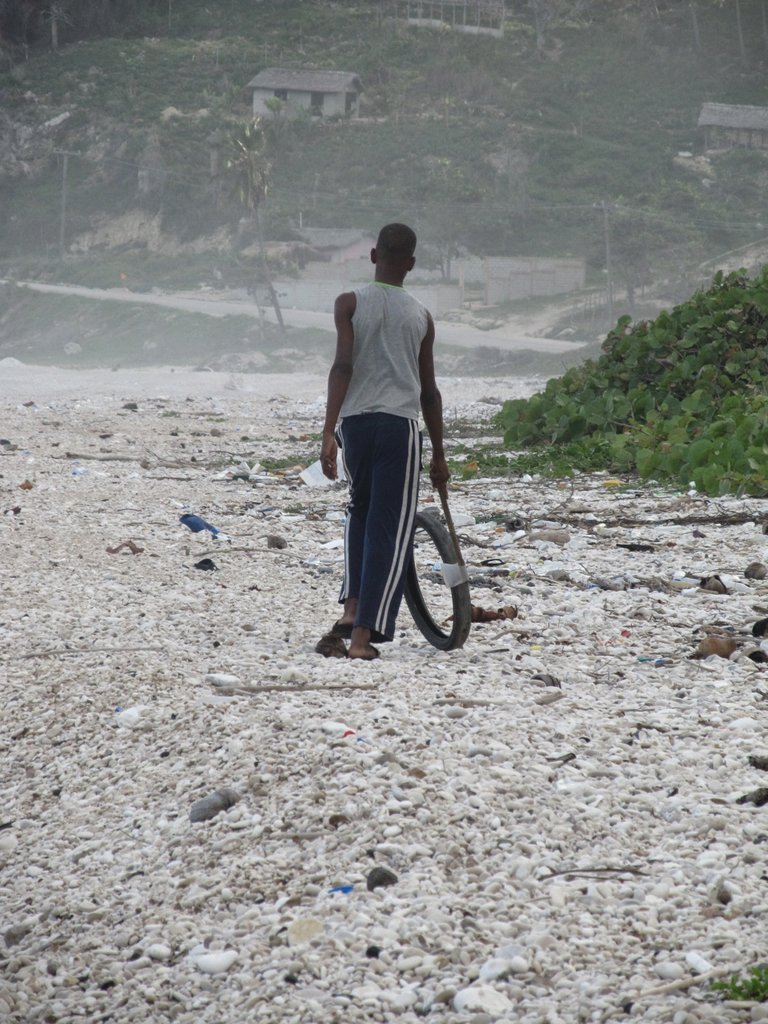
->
[596, 200, 614, 325]
[59, 152, 69, 256]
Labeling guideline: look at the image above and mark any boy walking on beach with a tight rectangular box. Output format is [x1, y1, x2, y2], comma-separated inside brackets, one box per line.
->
[320, 222, 449, 660]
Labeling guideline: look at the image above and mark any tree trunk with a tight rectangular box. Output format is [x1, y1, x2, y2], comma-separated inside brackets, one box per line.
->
[735, 0, 746, 63]
[50, 9, 59, 50]
[255, 207, 285, 336]
[689, 2, 701, 54]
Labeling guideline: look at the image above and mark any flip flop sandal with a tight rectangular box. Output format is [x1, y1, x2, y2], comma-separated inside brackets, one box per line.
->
[351, 646, 380, 661]
[331, 621, 353, 639]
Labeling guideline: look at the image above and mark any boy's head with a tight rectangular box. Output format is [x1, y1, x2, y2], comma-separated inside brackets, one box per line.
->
[372, 223, 417, 273]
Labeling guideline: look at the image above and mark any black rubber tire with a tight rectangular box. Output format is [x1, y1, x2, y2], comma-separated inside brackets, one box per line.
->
[404, 510, 472, 651]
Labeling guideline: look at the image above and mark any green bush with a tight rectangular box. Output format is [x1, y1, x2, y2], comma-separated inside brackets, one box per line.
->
[712, 964, 768, 1002]
[497, 267, 768, 495]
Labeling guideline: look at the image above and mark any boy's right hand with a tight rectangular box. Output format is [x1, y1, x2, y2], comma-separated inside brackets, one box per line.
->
[321, 433, 338, 480]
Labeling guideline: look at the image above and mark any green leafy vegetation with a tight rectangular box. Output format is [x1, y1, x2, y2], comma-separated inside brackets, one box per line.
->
[497, 267, 768, 496]
[712, 964, 768, 1002]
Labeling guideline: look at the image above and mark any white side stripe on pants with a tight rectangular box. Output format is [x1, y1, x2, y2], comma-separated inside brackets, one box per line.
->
[375, 419, 420, 635]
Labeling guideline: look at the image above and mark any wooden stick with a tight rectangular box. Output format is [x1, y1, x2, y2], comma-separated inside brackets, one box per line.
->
[12, 645, 165, 660]
[215, 681, 378, 695]
[437, 482, 466, 569]
[599, 965, 734, 1021]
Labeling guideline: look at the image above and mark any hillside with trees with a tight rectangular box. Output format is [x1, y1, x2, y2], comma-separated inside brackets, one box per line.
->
[0, 1, 767, 312]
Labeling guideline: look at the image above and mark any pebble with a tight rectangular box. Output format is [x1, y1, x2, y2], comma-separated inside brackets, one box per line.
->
[0, 833, 19, 855]
[366, 867, 398, 892]
[287, 919, 324, 946]
[145, 943, 172, 961]
[453, 984, 514, 1016]
[205, 673, 242, 687]
[654, 961, 685, 980]
[191, 950, 238, 974]
[189, 787, 240, 823]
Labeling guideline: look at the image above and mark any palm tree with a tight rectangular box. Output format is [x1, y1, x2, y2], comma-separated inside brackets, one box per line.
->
[226, 120, 285, 335]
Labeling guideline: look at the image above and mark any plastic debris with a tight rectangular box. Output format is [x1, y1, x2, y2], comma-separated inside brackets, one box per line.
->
[114, 705, 150, 730]
[194, 558, 217, 571]
[179, 513, 219, 537]
[299, 454, 346, 487]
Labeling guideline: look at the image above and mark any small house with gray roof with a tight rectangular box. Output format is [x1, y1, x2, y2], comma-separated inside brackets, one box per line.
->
[247, 68, 363, 119]
[698, 103, 768, 150]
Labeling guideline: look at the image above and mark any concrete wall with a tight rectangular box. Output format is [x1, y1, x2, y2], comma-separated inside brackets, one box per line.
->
[457, 256, 585, 303]
[270, 255, 583, 318]
[271, 279, 462, 318]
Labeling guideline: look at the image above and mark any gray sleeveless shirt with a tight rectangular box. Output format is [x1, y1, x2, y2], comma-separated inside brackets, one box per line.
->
[339, 282, 429, 422]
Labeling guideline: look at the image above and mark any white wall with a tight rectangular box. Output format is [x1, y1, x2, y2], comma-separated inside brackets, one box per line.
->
[270, 279, 462, 318]
[252, 88, 349, 118]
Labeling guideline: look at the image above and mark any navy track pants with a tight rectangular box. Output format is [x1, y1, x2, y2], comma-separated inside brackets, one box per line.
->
[337, 413, 421, 642]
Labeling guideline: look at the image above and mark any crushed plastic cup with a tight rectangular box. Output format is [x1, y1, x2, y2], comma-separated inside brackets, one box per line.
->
[300, 453, 347, 488]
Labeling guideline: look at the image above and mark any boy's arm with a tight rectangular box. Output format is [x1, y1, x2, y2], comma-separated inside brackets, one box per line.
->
[419, 313, 449, 490]
[320, 291, 356, 480]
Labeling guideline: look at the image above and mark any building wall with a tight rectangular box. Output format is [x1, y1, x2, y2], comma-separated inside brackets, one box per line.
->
[456, 256, 585, 302]
[707, 126, 768, 150]
[252, 87, 351, 119]
[271, 278, 462, 317]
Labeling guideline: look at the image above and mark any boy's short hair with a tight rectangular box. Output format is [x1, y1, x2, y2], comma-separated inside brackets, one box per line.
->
[376, 223, 417, 260]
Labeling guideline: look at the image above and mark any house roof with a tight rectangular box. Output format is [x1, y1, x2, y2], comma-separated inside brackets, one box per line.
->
[300, 228, 374, 250]
[247, 68, 363, 94]
[698, 102, 768, 131]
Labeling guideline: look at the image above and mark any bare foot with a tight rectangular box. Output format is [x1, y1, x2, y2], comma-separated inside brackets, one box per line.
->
[348, 625, 380, 661]
[332, 598, 358, 638]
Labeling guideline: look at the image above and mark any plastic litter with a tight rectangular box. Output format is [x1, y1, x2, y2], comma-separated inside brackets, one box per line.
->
[194, 558, 217, 571]
[179, 513, 219, 537]
[451, 513, 476, 528]
[685, 951, 714, 975]
[300, 453, 346, 488]
[114, 705, 150, 730]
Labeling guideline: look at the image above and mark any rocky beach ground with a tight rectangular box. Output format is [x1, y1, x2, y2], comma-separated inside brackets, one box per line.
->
[3, 359, 768, 1024]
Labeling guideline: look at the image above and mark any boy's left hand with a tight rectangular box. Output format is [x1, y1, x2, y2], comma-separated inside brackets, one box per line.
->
[429, 454, 450, 490]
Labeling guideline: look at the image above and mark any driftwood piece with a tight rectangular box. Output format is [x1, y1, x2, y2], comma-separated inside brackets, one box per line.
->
[211, 681, 378, 696]
[60, 451, 140, 462]
[13, 645, 165, 659]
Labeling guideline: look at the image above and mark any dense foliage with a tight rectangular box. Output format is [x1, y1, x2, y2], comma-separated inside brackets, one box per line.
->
[498, 268, 768, 496]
